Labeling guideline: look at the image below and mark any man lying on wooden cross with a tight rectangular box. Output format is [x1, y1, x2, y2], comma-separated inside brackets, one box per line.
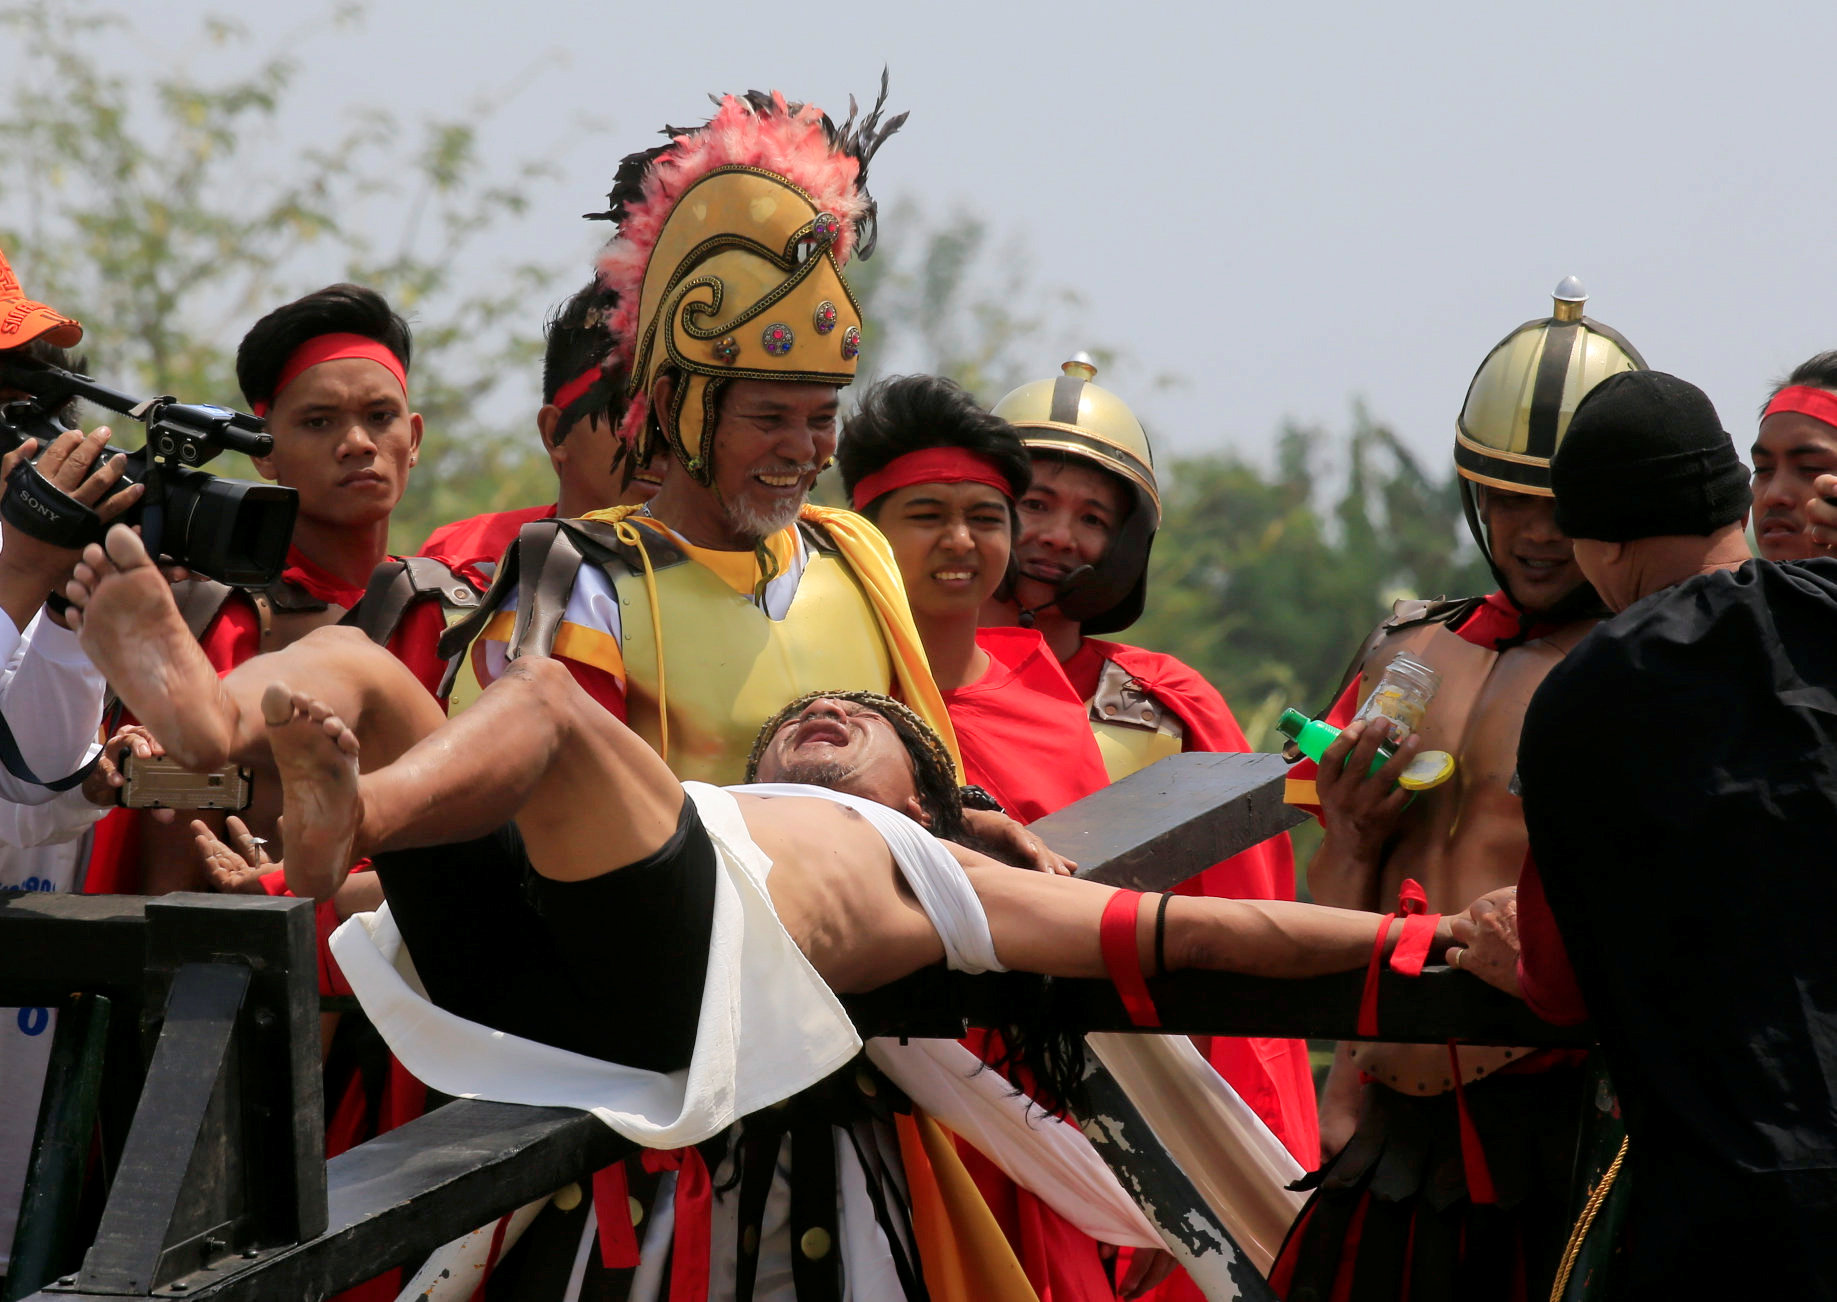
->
[66, 522, 1456, 1118]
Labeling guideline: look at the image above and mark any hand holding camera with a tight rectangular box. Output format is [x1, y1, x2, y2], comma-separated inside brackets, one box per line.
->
[0, 424, 144, 631]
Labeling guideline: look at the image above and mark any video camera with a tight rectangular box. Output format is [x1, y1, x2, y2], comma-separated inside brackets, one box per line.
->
[0, 354, 297, 586]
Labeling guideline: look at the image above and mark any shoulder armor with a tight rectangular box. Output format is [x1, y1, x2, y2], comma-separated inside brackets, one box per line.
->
[1089, 657, 1185, 738]
[436, 516, 693, 671]
[1285, 594, 1487, 762]
[342, 556, 480, 648]
[798, 517, 842, 556]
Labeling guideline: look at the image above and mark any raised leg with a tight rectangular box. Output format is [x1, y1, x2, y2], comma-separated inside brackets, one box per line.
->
[277, 657, 686, 899]
[66, 524, 446, 774]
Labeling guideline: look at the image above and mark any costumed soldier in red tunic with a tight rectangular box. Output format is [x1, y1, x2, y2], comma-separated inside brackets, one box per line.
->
[83, 284, 483, 1302]
[837, 373, 1110, 825]
[1272, 278, 1646, 1301]
[983, 357, 1317, 1177]
[838, 373, 1135, 1300]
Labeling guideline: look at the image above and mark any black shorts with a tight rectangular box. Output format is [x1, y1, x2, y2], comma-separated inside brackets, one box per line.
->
[371, 796, 717, 1074]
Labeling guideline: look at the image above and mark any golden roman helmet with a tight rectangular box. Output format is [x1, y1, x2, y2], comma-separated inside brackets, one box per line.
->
[992, 355, 1161, 633]
[596, 87, 901, 487]
[1455, 276, 1647, 497]
[626, 168, 864, 482]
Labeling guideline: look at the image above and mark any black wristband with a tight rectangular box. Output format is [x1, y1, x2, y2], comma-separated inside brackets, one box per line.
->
[1154, 891, 1172, 978]
[3, 460, 101, 550]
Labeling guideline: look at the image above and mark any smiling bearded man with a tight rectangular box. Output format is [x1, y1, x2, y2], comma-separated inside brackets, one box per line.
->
[448, 86, 965, 793]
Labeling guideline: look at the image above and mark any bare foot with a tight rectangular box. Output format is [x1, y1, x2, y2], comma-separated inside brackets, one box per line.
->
[262, 683, 362, 902]
[66, 525, 235, 769]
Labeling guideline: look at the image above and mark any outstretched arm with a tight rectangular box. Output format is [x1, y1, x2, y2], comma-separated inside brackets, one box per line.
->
[954, 843, 1447, 980]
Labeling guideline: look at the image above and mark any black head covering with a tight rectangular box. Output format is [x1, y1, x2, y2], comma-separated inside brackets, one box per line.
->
[1550, 370, 1750, 542]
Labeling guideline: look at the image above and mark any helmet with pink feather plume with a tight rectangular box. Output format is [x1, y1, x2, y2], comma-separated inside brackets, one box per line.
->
[587, 77, 904, 486]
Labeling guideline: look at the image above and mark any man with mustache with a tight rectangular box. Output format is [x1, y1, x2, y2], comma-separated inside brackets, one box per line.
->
[1274, 279, 1643, 1302]
[1749, 351, 1837, 562]
[460, 89, 969, 803]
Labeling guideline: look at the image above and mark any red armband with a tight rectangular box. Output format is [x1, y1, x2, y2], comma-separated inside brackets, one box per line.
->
[1100, 889, 1161, 1029]
[1356, 878, 1441, 1037]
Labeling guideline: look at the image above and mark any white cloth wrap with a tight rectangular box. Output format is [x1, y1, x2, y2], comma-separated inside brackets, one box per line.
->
[332, 781, 862, 1148]
[729, 783, 1006, 974]
[335, 778, 1161, 1264]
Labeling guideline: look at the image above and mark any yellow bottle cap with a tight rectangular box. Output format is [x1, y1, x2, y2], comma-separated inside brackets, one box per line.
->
[1398, 749, 1456, 791]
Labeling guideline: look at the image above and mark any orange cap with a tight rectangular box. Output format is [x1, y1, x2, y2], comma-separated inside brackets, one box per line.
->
[0, 246, 82, 351]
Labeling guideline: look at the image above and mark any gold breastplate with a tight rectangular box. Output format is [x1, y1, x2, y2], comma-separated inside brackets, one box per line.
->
[1087, 657, 1185, 781]
[1350, 617, 1590, 1093]
[614, 552, 894, 784]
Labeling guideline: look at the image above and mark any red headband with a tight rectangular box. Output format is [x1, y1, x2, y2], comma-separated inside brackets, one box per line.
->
[551, 363, 603, 414]
[850, 447, 1015, 512]
[253, 332, 409, 417]
[1762, 385, 1837, 430]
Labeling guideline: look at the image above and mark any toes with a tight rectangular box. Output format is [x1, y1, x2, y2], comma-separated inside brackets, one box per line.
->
[304, 697, 336, 725]
[102, 523, 153, 570]
[260, 683, 297, 727]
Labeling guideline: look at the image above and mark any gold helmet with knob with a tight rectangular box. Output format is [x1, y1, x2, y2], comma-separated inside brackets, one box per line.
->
[1455, 276, 1647, 496]
[1455, 277, 1647, 608]
[992, 355, 1159, 633]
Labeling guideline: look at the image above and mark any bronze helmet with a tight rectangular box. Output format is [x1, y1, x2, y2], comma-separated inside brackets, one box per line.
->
[992, 355, 1160, 633]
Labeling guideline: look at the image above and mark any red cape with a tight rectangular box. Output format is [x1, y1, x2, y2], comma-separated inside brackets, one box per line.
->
[417, 502, 556, 590]
[944, 627, 1110, 824]
[1069, 637, 1319, 1170]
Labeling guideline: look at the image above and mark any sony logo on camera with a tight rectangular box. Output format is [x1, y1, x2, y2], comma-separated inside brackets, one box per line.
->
[9, 481, 61, 524]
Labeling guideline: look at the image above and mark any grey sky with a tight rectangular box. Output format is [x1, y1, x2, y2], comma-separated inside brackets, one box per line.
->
[60, 0, 1837, 466]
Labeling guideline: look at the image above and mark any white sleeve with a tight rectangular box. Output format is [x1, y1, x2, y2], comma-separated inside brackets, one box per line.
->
[0, 779, 108, 849]
[0, 611, 107, 806]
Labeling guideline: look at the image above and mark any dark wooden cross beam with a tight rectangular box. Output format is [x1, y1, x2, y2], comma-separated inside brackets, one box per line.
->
[10, 752, 1584, 1301]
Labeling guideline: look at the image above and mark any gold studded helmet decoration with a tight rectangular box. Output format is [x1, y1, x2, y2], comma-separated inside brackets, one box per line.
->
[588, 81, 905, 486]
[992, 355, 1161, 634]
[1454, 278, 1647, 601]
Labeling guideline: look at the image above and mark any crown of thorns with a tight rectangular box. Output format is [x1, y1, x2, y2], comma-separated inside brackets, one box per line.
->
[745, 690, 963, 830]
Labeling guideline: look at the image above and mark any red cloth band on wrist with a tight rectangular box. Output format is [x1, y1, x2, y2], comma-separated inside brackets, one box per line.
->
[1357, 879, 1440, 1036]
[1763, 384, 1837, 430]
[850, 447, 1015, 512]
[552, 363, 604, 414]
[1100, 889, 1161, 1028]
[253, 332, 409, 417]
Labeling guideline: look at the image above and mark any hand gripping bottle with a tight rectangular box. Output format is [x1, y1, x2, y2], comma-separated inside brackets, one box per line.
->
[1276, 708, 1456, 792]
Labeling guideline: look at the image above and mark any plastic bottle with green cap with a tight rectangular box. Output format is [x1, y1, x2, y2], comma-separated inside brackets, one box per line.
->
[1276, 708, 1456, 792]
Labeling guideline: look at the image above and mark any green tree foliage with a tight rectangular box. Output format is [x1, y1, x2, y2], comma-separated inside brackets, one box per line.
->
[1134, 408, 1493, 749]
[0, 0, 566, 552]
